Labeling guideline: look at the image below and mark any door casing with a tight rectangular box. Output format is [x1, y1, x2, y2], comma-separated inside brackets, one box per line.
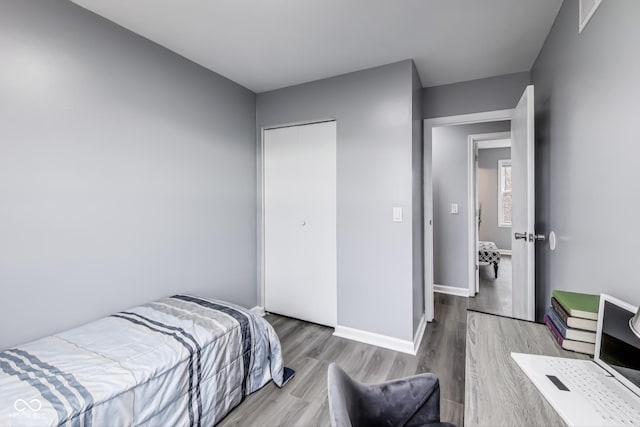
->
[423, 109, 514, 322]
[467, 132, 512, 297]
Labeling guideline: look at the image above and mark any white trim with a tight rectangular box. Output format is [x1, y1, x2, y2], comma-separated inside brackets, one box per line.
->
[424, 109, 513, 128]
[476, 139, 511, 149]
[499, 249, 512, 256]
[424, 113, 513, 324]
[498, 159, 512, 228]
[467, 137, 476, 299]
[333, 325, 417, 355]
[413, 314, 427, 353]
[475, 142, 480, 295]
[467, 131, 512, 299]
[579, 0, 602, 34]
[526, 87, 536, 321]
[433, 284, 471, 297]
[250, 306, 266, 317]
[467, 132, 511, 144]
[263, 118, 337, 131]
[259, 128, 266, 310]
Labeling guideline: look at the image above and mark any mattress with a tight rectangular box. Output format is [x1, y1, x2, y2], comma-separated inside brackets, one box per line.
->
[0, 295, 285, 426]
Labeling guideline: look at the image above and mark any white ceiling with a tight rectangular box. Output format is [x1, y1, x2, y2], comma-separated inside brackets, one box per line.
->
[70, 0, 563, 93]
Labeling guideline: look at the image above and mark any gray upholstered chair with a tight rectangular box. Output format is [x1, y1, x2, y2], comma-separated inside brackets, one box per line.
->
[327, 363, 456, 427]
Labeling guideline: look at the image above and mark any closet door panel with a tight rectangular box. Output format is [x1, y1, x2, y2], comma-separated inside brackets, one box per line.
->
[264, 121, 336, 326]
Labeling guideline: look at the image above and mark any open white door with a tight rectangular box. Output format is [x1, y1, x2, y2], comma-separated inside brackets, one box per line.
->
[511, 85, 536, 321]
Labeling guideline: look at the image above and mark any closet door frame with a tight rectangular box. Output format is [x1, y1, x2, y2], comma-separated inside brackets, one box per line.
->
[259, 118, 337, 325]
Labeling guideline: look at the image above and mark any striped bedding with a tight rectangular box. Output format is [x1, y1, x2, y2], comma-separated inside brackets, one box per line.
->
[0, 295, 285, 426]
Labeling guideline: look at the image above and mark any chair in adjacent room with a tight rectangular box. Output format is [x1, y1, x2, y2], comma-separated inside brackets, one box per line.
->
[327, 363, 456, 427]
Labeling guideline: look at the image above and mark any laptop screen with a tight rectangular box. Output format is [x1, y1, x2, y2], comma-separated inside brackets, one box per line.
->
[597, 299, 640, 392]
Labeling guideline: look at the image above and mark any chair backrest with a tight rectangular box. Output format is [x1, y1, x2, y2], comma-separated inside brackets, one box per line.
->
[327, 363, 358, 427]
[327, 362, 449, 427]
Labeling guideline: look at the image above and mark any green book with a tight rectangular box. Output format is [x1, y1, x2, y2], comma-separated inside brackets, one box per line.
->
[552, 290, 599, 320]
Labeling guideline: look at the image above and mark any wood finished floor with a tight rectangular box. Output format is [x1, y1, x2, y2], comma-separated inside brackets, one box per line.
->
[467, 255, 512, 317]
[218, 293, 466, 427]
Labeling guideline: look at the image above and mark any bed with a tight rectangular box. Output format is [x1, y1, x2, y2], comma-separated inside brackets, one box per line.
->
[478, 241, 501, 278]
[0, 295, 287, 426]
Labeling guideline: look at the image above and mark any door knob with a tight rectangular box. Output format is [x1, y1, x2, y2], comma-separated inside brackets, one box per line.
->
[514, 232, 527, 240]
[529, 233, 545, 242]
[300, 221, 306, 227]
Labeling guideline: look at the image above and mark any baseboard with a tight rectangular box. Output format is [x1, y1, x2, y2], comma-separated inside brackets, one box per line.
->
[249, 306, 266, 316]
[433, 284, 471, 297]
[499, 249, 512, 256]
[413, 314, 427, 353]
[333, 325, 416, 355]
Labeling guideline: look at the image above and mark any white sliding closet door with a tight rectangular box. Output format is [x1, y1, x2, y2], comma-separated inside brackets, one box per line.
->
[264, 121, 337, 327]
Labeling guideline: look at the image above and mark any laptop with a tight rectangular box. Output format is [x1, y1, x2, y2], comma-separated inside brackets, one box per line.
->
[511, 294, 640, 426]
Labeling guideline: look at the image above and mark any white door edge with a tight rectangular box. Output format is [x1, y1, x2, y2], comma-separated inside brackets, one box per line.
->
[511, 85, 536, 321]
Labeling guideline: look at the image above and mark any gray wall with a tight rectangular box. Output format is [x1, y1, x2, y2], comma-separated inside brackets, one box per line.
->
[432, 122, 510, 289]
[423, 72, 530, 119]
[257, 60, 419, 341]
[531, 0, 640, 320]
[0, 0, 257, 350]
[411, 63, 425, 333]
[477, 147, 512, 250]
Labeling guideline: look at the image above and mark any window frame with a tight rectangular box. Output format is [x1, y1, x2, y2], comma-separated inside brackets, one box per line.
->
[498, 159, 512, 228]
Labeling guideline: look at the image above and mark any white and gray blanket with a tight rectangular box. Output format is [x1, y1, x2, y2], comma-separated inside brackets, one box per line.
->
[0, 295, 285, 426]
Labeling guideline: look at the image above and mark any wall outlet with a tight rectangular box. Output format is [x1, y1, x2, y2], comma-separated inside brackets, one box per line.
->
[451, 203, 459, 214]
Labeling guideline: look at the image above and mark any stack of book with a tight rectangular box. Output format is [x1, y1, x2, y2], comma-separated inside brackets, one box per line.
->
[544, 290, 600, 356]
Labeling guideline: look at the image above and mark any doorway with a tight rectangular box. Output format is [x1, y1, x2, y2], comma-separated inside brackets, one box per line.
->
[468, 132, 513, 317]
[423, 86, 536, 322]
[429, 122, 510, 304]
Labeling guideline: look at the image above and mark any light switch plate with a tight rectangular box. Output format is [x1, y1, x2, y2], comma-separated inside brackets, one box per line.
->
[393, 207, 403, 222]
[451, 203, 459, 214]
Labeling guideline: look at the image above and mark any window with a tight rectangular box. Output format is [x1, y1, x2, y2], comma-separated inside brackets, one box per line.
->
[498, 159, 512, 227]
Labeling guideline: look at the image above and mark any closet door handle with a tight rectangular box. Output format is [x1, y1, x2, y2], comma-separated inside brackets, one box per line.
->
[514, 232, 527, 240]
